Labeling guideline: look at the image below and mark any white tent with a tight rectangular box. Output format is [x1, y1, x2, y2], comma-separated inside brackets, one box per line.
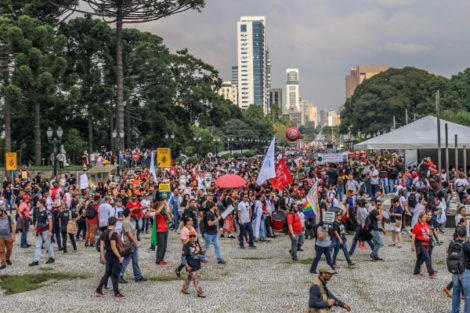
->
[354, 115, 470, 150]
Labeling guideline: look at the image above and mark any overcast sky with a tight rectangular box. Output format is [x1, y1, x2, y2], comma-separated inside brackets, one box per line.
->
[134, 0, 470, 110]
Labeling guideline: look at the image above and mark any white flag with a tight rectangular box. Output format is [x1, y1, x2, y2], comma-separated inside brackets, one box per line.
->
[256, 135, 276, 185]
[277, 153, 283, 161]
[150, 151, 158, 183]
[306, 181, 320, 223]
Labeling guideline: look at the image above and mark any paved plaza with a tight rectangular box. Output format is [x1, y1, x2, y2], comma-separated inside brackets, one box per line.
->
[0, 226, 456, 313]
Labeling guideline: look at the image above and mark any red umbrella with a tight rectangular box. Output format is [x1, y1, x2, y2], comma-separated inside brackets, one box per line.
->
[215, 174, 246, 189]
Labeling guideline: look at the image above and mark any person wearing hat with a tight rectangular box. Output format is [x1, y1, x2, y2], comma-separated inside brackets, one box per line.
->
[308, 264, 351, 312]
[181, 230, 206, 298]
[0, 206, 15, 269]
[29, 199, 55, 266]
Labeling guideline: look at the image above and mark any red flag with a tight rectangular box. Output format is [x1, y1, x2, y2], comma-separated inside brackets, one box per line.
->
[270, 158, 292, 190]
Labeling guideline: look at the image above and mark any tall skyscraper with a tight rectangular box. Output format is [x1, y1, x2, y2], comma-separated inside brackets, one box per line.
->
[345, 65, 388, 98]
[269, 88, 282, 110]
[237, 16, 269, 113]
[285, 68, 300, 113]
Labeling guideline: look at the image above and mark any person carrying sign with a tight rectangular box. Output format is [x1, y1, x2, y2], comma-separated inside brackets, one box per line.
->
[309, 217, 336, 274]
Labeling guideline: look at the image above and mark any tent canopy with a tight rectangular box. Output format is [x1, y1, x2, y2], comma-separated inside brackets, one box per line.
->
[354, 115, 470, 150]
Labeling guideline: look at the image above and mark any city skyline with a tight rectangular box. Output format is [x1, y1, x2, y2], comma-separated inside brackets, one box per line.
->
[134, 0, 470, 110]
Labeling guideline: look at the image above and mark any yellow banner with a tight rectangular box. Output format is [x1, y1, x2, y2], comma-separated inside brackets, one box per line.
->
[5, 152, 17, 171]
[157, 148, 171, 168]
[158, 183, 171, 193]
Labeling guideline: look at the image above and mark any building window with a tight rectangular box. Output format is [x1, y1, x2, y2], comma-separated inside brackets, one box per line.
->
[240, 24, 247, 32]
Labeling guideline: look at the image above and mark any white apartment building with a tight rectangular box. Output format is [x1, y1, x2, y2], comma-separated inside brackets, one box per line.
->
[217, 81, 238, 106]
[285, 68, 300, 113]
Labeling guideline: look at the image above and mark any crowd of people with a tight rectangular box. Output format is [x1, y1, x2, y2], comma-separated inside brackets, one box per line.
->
[1, 149, 470, 311]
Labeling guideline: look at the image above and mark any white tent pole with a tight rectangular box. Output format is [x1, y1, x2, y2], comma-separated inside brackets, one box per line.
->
[436, 90, 442, 187]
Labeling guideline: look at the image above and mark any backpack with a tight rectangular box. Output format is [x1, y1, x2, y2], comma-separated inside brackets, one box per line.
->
[364, 214, 374, 232]
[447, 241, 466, 274]
[282, 212, 294, 235]
[86, 203, 96, 219]
[407, 192, 417, 208]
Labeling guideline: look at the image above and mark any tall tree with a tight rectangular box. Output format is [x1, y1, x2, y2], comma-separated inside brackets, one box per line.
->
[65, 0, 205, 148]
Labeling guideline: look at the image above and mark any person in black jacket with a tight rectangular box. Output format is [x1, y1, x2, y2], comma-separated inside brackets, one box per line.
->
[181, 230, 206, 297]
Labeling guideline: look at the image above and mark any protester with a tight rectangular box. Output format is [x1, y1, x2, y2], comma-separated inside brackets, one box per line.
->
[237, 195, 256, 249]
[201, 201, 226, 264]
[95, 217, 125, 298]
[29, 199, 55, 266]
[154, 200, 171, 265]
[308, 264, 352, 312]
[411, 211, 436, 278]
[85, 195, 100, 247]
[119, 208, 147, 283]
[448, 227, 470, 313]
[310, 222, 335, 274]
[58, 202, 78, 253]
[389, 197, 404, 248]
[0, 206, 15, 269]
[181, 230, 206, 298]
[287, 202, 304, 261]
[331, 212, 354, 268]
[369, 200, 385, 261]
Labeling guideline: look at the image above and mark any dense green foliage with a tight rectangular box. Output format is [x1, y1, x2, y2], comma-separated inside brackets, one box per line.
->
[340, 67, 470, 136]
[0, 5, 275, 164]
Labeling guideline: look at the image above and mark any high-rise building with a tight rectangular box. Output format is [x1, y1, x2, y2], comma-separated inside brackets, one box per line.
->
[327, 109, 341, 127]
[231, 66, 238, 86]
[269, 88, 282, 110]
[346, 65, 388, 98]
[237, 16, 269, 113]
[285, 68, 300, 113]
[299, 98, 318, 128]
[217, 81, 238, 106]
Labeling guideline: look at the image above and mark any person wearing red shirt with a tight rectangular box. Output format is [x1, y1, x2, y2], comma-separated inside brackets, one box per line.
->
[287, 202, 304, 261]
[154, 199, 171, 265]
[126, 196, 143, 241]
[411, 211, 436, 278]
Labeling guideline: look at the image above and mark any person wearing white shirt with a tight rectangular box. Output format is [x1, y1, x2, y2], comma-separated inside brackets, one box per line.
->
[98, 197, 114, 233]
[369, 166, 379, 198]
[140, 194, 151, 233]
[114, 198, 125, 234]
[252, 197, 263, 240]
[237, 194, 255, 249]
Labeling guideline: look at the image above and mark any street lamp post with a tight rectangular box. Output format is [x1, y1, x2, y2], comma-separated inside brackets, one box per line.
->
[193, 136, 202, 158]
[46, 126, 63, 178]
[240, 138, 245, 154]
[213, 138, 220, 159]
[165, 133, 175, 158]
[112, 129, 125, 181]
[228, 138, 234, 155]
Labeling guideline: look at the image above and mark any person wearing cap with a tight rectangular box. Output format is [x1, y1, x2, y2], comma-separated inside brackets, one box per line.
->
[449, 226, 470, 313]
[0, 206, 15, 269]
[308, 265, 351, 312]
[18, 195, 31, 248]
[181, 230, 206, 298]
[29, 199, 55, 266]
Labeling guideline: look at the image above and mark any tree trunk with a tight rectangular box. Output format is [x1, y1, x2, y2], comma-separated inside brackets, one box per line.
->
[110, 108, 114, 152]
[34, 102, 41, 165]
[115, 5, 124, 149]
[125, 102, 131, 148]
[87, 111, 93, 153]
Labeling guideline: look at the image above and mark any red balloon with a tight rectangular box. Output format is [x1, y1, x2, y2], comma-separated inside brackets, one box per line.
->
[286, 127, 300, 142]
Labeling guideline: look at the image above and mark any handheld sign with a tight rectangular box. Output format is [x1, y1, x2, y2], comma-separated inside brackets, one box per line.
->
[5, 152, 17, 171]
[322, 211, 335, 228]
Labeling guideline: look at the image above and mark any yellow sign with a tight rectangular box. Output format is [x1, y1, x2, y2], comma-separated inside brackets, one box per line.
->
[5, 152, 17, 171]
[159, 183, 171, 193]
[157, 148, 171, 168]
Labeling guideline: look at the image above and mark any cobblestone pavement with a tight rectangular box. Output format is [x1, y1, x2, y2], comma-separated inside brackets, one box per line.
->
[0, 225, 456, 313]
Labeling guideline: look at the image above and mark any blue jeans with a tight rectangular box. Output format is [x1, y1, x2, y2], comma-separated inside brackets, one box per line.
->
[21, 228, 28, 247]
[310, 245, 334, 273]
[372, 230, 383, 258]
[131, 218, 143, 231]
[349, 227, 375, 255]
[239, 222, 254, 248]
[201, 233, 222, 262]
[120, 244, 142, 280]
[452, 269, 470, 313]
[388, 178, 397, 193]
[171, 209, 181, 230]
[337, 184, 344, 201]
[260, 215, 267, 241]
[379, 178, 389, 194]
[33, 230, 54, 262]
[331, 236, 352, 265]
[53, 227, 62, 249]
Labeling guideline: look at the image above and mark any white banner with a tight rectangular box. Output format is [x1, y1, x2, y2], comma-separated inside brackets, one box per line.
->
[256, 135, 276, 185]
[315, 152, 348, 163]
[221, 205, 235, 219]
